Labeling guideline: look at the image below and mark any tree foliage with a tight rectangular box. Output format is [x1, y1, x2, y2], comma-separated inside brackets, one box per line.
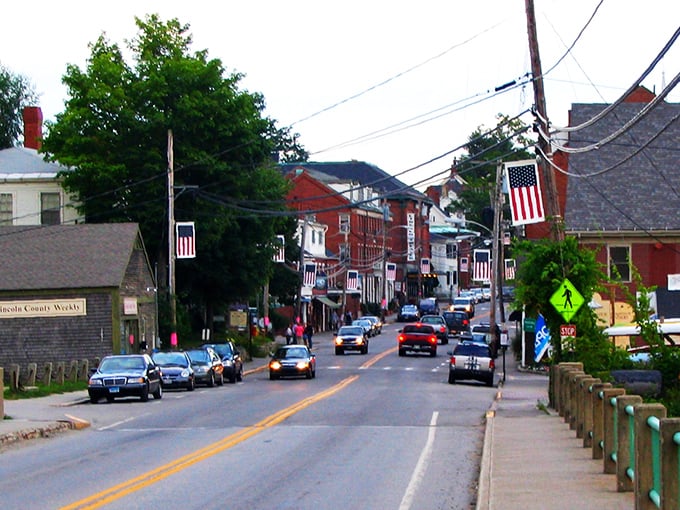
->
[0, 64, 38, 149]
[41, 15, 301, 328]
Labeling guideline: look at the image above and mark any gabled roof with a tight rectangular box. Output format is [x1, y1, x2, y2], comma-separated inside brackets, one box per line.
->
[563, 100, 680, 232]
[279, 161, 429, 202]
[0, 147, 67, 179]
[0, 223, 146, 291]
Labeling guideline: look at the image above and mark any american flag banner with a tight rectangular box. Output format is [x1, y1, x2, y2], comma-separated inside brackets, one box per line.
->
[504, 160, 545, 226]
[273, 235, 285, 263]
[303, 263, 317, 287]
[346, 270, 359, 291]
[504, 259, 516, 280]
[386, 263, 397, 281]
[460, 257, 469, 273]
[473, 250, 491, 282]
[176, 222, 196, 259]
[420, 258, 430, 274]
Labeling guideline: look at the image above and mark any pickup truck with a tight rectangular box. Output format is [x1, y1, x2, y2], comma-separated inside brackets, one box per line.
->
[397, 323, 438, 357]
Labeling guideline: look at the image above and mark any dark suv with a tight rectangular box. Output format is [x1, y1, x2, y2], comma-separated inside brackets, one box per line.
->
[442, 311, 470, 337]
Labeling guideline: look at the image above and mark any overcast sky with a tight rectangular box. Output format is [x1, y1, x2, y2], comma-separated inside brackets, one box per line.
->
[3, 0, 679, 189]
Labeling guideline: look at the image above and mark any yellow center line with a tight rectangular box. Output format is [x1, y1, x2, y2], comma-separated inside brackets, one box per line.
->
[61, 375, 359, 510]
[361, 345, 398, 368]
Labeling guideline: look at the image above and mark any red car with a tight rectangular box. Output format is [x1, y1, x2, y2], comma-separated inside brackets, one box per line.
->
[397, 323, 438, 357]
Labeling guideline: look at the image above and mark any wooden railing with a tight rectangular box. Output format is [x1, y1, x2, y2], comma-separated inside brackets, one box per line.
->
[551, 362, 680, 509]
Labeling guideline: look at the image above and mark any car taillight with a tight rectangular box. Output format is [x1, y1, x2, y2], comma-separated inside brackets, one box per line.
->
[490, 359, 495, 369]
[450, 356, 456, 365]
[398, 335, 405, 342]
[440, 326, 446, 333]
[429, 335, 437, 344]
[463, 319, 469, 325]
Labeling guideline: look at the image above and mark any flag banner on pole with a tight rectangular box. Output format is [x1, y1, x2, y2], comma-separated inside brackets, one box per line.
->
[534, 313, 551, 362]
[473, 250, 491, 282]
[504, 160, 545, 226]
[176, 222, 196, 259]
[504, 259, 516, 280]
[346, 270, 359, 291]
[386, 263, 397, 281]
[420, 258, 430, 274]
[273, 235, 285, 263]
[460, 257, 469, 273]
[303, 263, 317, 287]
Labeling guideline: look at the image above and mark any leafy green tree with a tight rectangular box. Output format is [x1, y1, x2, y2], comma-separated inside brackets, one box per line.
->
[0, 64, 38, 149]
[41, 15, 299, 330]
[447, 114, 533, 226]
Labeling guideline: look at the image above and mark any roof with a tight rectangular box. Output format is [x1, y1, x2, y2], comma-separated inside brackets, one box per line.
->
[0, 223, 145, 291]
[563, 100, 680, 232]
[0, 147, 67, 180]
[279, 161, 429, 202]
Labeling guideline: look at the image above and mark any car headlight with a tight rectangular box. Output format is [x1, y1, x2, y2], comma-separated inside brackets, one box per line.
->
[89, 379, 103, 386]
[334, 338, 342, 345]
[180, 369, 190, 377]
[127, 377, 145, 384]
[296, 361, 310, 370]
[270, 361, 282, 370]
[223, 360, 233, 367]
[194, 366, 208, 374]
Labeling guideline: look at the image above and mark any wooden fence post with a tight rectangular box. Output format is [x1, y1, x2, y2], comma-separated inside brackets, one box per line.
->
[602, 387, 626, 474]
[659, 417, 680, 508]
[42, 362, 53, 386]
[573, 373, 592, 437]
[591, 382, 612, 458]
[616, 395, 642, 492]
[580, 377, 600, 445]
[635, 404, 666, 510]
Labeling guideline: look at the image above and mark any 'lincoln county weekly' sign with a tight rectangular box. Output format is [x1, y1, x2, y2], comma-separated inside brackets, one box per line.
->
[0, 298, 87, 318]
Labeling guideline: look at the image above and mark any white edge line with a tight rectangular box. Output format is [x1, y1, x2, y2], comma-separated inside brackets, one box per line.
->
[399, 411, 438, 510]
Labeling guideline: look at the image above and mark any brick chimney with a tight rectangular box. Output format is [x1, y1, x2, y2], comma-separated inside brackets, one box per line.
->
[22, 106, 43, 150]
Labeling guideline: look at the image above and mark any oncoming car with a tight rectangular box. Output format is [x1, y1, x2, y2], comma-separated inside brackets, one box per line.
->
[88, 354, 163, 403]
[334, 325, 368, 355]
[269, 345, 316, 380]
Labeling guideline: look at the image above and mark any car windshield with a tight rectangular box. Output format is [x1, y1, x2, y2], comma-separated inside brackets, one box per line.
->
[99, 356, 145, 372]
[187, 350, 210, 363]
[421, 316, 442, 324]
[339, 327, 364, 336]
[204, 344, 232, 357]
[453, 298, 470, 305]
[152, 352, 189, 367]
[276, 347, 308, 359]
[403, 325, 435, 334]
[402, 305, 417, 311]
[454, 344, 491, 357]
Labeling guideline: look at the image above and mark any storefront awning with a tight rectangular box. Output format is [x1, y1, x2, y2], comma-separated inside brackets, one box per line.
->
[315, 296, 341, 308]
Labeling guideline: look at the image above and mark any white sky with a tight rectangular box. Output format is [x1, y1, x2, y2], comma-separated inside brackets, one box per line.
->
[2, 1, 679, 189]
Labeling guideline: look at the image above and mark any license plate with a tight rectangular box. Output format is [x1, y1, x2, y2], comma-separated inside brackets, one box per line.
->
[109, 387, 119, 393]
[163, 377, 171, 383]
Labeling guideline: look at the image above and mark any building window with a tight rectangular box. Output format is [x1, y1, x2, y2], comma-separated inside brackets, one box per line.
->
[609, 245, 630, 282]
[0, 193, 12, 225]
[446, 243, 457, 259]
[339, 214, 350, 234]
[41, 192, 61, 225]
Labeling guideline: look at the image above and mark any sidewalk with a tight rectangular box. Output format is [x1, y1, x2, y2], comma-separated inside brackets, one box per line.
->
[477, 351, 634, 509]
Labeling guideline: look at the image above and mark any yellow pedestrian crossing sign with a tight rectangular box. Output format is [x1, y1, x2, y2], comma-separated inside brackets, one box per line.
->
[550, 278, 584, 322]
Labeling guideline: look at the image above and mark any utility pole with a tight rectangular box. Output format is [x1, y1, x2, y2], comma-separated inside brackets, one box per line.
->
[525, 0, 563, 241]
[489, 162, 503, 339]
[295, 215, 308, 323]
[167, 129, 177, 348]
[381, 202, 389, 322]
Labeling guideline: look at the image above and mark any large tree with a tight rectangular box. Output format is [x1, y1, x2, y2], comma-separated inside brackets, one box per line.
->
[41, 15, 302, 331]
[0, 64, 38, 149]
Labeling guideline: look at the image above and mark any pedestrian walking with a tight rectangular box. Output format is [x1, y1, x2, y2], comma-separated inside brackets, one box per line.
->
[304, 323, 314, 349]
[285, 325, 293, 345]
[331, 310, 339, 332]
[293, 322, 305, 344]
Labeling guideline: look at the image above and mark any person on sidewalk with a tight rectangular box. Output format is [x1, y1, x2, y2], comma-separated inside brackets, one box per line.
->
[293, 322, 305, 345]
[285, 325, 293, 345]
[304, 323, 314, 349]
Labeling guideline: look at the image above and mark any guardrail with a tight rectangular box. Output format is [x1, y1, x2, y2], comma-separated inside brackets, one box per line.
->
[551, 362, 680, 509]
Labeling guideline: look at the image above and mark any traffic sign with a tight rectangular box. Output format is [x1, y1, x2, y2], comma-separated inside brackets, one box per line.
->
[523, 317, 536, 332]
[550, 278, 584, 322]
[560, 324, 576, 338]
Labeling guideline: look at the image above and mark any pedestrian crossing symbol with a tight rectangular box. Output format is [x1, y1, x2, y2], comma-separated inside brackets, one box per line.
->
[549, 278, 584, 322]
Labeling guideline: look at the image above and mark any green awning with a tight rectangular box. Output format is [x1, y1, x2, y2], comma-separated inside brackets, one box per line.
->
[316, 296, 341, 308]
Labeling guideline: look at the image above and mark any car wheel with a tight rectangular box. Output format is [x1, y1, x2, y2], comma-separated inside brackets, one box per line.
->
[312, 368, 316, 378]
[89, 396, 99, 404]
[362, 346, 368, 355]
[335, 347, 344, 355]
[269, 372, 278, 380]
[106, 395, 115, 403]
[153, 383, 163, 400]
[486, 376, 494, 387]
[207, 372, 215, 387]
[442, 338, 449, 345]
[306, 368, 312, 379]
[228, 368, 237, 384]
[398, 349, 406, 357]
[217, 372, 224, 386]
[187, 377, 195, 391]
[140, 383, 150, 402]
[430, 349, 437, 357]
[236, 365, 243, 382]
[448, 372, 456, 384]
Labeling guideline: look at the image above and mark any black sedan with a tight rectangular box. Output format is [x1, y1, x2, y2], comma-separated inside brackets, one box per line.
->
[269, 345, 316, 380]
[333, 325, 368, 355]
[88, 354, 163, 403]
[201, 341, 243, 383]
[186, 347, 224, 387]
[151, 350, 195, 391]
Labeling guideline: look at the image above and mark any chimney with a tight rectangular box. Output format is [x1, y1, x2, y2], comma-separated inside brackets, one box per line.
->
[22, 106, 43, 150]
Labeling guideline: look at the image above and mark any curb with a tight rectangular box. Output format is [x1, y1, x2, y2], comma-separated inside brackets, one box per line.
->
[476, 379, 504, 510]
[0, 419, 86, 448]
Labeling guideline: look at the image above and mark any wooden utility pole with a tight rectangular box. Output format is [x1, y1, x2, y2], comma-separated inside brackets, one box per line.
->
[489, 163, 503, 338]
[525, 0, 564, 241]
[167, 129, 177, 347]
[295, 215, 309, 323]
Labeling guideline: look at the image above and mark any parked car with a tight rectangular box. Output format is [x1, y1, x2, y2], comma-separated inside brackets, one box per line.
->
[151, 350, 195, 391]
[442, 310, 470, 337]
[88, 354, 163, 403]
[269, 345, 316, 380]
[333, 325, 369, 355]
[352, 318, 375, 337]
[451, 296, 475, 317]
[397, 323, 438, 357]
[201, 341, 243, 383]
[398, 304, 420, 322]
[418, 297, 439, 316]
[186, 347, 224, 387]
[448, 341, 495, 386]
[419, 314, 449, 344]
[362, 315, 383, 334]
[470, 322, 501, 358]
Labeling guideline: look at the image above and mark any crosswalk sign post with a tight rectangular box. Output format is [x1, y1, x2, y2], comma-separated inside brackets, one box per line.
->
[549, 278, 584, 322]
